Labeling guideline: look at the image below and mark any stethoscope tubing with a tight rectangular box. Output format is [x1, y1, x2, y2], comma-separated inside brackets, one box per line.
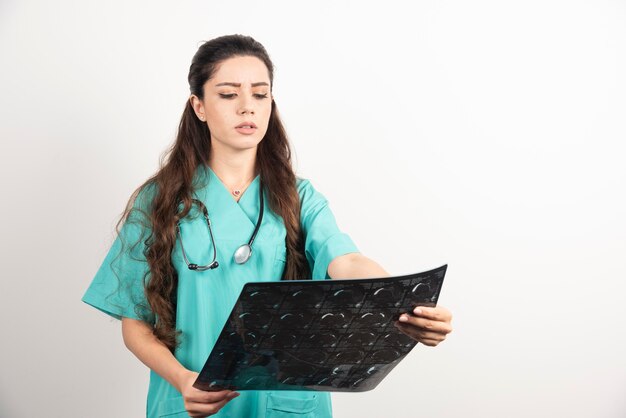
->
[177, 179, 264, 271]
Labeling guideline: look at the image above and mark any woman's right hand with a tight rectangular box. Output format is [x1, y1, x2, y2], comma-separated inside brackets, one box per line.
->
[176, 370, 240, 417]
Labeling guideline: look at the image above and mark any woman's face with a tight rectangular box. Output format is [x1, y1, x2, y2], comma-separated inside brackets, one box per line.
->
[191, 55, 273, 153]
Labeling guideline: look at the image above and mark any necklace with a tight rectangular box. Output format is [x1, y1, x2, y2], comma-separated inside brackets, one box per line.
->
[210, 168, 257, 200]
[231, 176, 255, 198]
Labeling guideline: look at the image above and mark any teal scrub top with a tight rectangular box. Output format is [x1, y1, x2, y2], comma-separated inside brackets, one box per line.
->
[82, 164, 359, 418]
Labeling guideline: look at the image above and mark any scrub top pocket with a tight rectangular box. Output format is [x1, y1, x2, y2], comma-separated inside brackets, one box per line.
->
[157, 394, 187, 417]
[266, 392, 320, 417]
[274, 245, 287, 268]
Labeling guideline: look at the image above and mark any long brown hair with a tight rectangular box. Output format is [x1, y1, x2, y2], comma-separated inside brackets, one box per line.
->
[115, 34, 310, 352]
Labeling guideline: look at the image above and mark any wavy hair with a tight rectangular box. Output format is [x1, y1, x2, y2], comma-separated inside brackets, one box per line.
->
[114, 34, 310, 352]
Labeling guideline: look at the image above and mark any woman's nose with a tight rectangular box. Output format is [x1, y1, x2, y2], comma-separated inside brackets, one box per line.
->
[238, 94, 255, 115]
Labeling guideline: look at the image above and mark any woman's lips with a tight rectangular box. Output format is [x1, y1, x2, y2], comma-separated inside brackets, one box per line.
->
[235, 126, 257, 135]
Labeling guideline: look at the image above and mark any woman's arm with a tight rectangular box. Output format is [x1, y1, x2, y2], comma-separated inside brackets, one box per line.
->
[121, 318, 239, 416]
[121, 318, 187, 389]
[327, 253, 389, 279]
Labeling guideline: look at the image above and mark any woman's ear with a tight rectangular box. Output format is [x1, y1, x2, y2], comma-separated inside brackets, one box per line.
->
[189, 94, 205, 121]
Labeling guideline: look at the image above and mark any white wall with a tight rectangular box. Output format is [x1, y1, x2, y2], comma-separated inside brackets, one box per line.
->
[1, 1, 624, 417]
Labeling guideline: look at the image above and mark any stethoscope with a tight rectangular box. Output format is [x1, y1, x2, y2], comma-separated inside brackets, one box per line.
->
[176, 181, 264, 271]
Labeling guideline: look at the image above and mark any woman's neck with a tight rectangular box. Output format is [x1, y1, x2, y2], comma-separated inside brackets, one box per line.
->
[207, 148, 258, 188]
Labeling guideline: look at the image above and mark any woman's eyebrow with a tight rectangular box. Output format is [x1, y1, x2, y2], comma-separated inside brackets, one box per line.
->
[214, 82, 269, 87]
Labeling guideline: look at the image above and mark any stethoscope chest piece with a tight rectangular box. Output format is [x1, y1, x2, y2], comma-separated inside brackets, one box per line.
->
[234, 244, 252, 264]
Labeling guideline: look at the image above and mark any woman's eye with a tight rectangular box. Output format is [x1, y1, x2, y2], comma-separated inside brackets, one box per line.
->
[218, 93, 269, 99]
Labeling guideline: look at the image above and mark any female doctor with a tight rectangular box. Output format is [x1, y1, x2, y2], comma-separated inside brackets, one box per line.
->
[82, 34, 453, 418]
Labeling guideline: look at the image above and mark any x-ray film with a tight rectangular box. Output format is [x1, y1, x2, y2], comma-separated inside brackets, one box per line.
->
[194, 264, 447, 392]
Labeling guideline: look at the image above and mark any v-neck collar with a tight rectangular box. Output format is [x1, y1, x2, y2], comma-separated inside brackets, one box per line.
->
[205, 165, 260, 206]
[194, 164, 262, 232]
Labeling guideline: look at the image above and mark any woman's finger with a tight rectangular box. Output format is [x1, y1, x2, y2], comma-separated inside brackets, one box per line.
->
[394, 322, 448, 345]
[397, 314, 453, 335]
[410, 305, 453, 323]
[187, 389, 236, 404]
[418, 339, 442, 347]
[398, 325, 447, 341]
[187, 392, 240, 417]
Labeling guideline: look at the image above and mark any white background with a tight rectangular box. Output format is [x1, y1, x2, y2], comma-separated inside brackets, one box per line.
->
[1, 1, 625, 417]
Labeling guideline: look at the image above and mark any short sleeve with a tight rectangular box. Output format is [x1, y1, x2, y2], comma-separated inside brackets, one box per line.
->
[298, 178, 359, 280]
[81, 187, 155, 322]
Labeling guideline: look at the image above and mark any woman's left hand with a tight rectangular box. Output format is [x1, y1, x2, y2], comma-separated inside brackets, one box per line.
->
[393, 305, 453, 347]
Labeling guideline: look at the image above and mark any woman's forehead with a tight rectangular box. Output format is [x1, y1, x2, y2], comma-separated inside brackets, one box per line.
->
[211, 56, 271, 87]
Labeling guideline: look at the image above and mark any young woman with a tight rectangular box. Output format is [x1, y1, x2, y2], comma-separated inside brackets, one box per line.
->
[82, 34, 453, 418]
